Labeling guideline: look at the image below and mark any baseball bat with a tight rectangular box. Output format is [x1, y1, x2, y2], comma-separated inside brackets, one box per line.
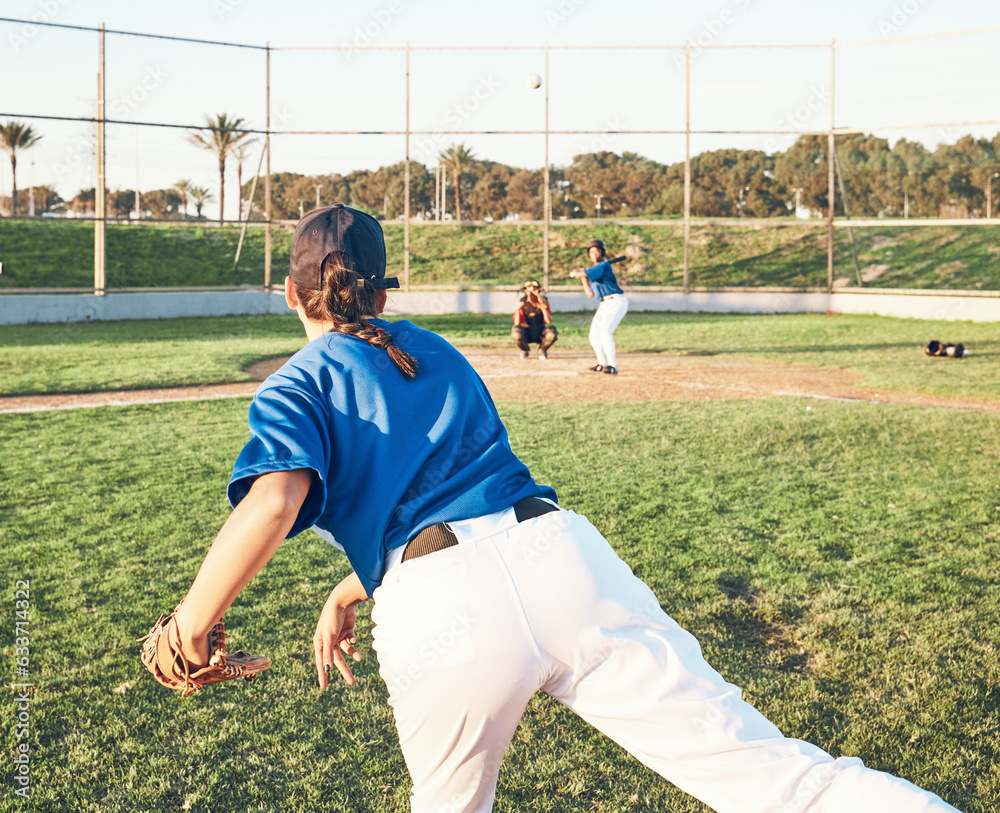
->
[568, 255, 628, 277]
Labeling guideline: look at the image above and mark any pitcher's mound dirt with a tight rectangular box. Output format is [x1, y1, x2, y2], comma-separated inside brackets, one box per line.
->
[3, 346, 998, 413]
[249, 346, 999, 411]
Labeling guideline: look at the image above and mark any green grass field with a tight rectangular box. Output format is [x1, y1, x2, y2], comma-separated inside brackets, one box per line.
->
[1, 219, 998, 290]
[1, 398, 997, 811]
[1, 312, 998, 811]
[1, 312, 997, 401]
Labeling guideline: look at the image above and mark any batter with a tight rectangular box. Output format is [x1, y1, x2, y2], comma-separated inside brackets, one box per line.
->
[570, 238, 628, 375]
[169, 205, 961, 813]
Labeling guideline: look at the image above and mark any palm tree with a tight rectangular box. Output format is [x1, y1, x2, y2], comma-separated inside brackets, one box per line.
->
[232, 141, 258, 219]
[189, 186, 213, 219]
[0, 121, 43, 216]
[438, 143, 476, 223]
[188, 113, 253, 223]
[174, 179, 193, 219]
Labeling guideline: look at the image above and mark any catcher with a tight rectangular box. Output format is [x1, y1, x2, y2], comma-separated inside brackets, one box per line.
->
[139, 204, 961, 813]
[511, 279, 557, 359]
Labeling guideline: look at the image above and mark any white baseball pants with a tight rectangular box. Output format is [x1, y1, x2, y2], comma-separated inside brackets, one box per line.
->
[371, 508, 961, 813]
[588, 294, 629, 368]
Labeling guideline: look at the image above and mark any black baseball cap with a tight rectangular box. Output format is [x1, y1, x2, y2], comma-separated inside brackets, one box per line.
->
[290, 204, 399, 291]
[587, 239, 606, 252]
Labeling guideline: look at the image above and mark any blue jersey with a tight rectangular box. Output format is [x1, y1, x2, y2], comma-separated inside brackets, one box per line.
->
[584, 260, 624, 299]
[227, 319, 556, 596]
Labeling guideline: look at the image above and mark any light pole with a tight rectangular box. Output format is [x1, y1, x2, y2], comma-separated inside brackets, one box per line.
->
[434, 165, 440, 220]
[314, 184, 323, 209]
[134, 126, 141, 220]
[595, 194, 602, 219]
[437, 165, 447, 221]
[987, 172, 999, 220]
[738, 186, 750, 217]
[791, 186, 803, 217]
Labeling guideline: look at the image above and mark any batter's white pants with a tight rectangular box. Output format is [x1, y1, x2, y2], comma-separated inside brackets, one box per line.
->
[371, 508, 961, 813]
[588, 294, 628, 368]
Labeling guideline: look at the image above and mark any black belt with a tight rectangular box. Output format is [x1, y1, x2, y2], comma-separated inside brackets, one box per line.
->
[402, 497, 558, 563]
[600, 293, 622, 301]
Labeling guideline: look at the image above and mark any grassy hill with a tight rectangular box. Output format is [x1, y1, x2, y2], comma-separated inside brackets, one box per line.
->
[1, 218, 997, 291]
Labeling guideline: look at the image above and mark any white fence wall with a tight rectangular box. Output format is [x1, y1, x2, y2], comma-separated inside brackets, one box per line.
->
[0, 289, 996, 325]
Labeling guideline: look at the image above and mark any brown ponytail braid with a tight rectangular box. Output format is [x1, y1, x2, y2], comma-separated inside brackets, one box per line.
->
[294, 253, 418, 379]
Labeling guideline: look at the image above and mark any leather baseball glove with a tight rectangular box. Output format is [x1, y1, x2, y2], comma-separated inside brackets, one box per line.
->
[139, 606, 270, 698]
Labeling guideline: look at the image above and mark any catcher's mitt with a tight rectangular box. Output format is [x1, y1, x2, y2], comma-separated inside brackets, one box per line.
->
[139, 607, 270, 698]
[924, 339, 966, 359]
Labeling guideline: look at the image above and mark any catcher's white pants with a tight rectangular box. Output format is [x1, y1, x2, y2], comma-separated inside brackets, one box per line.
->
[371, 508, 961, 813]
[588, 293, 628, 368]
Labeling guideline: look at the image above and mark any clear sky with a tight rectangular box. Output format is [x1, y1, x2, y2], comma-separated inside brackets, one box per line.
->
[1, 0, 997, 220]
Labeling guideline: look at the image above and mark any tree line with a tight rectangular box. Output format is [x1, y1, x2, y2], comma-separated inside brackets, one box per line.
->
[4, 113, 999, 221]
[241, 132, 1000, 221]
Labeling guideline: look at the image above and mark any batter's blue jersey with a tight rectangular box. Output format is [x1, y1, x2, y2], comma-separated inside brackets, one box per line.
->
[228, 319, 556, 596]
[584, 260, 624, 299]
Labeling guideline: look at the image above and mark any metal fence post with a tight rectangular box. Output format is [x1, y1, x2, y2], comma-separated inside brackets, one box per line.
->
[264, 42, 272, 289]
[543, 40, 551, 290]
[827, 38, 835, 293]
[683, 40, 691, 294]
[94, 23, 106, 296]
[404, 41, 411, 292]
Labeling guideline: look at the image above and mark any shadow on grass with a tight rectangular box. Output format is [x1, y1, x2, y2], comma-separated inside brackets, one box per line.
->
[711, 572, 811, 677]
[691, 230, 829, 288]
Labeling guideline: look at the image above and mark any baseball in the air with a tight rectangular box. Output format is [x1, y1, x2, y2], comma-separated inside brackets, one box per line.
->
[527, 74, 542, 89]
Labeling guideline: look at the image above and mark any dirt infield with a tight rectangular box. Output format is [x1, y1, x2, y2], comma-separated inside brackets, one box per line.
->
[455, 348, 1000, 411]
[2, 346, 998, 413]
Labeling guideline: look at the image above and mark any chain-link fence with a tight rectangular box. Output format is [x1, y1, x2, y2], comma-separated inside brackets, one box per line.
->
[1, 17, 997, 295]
